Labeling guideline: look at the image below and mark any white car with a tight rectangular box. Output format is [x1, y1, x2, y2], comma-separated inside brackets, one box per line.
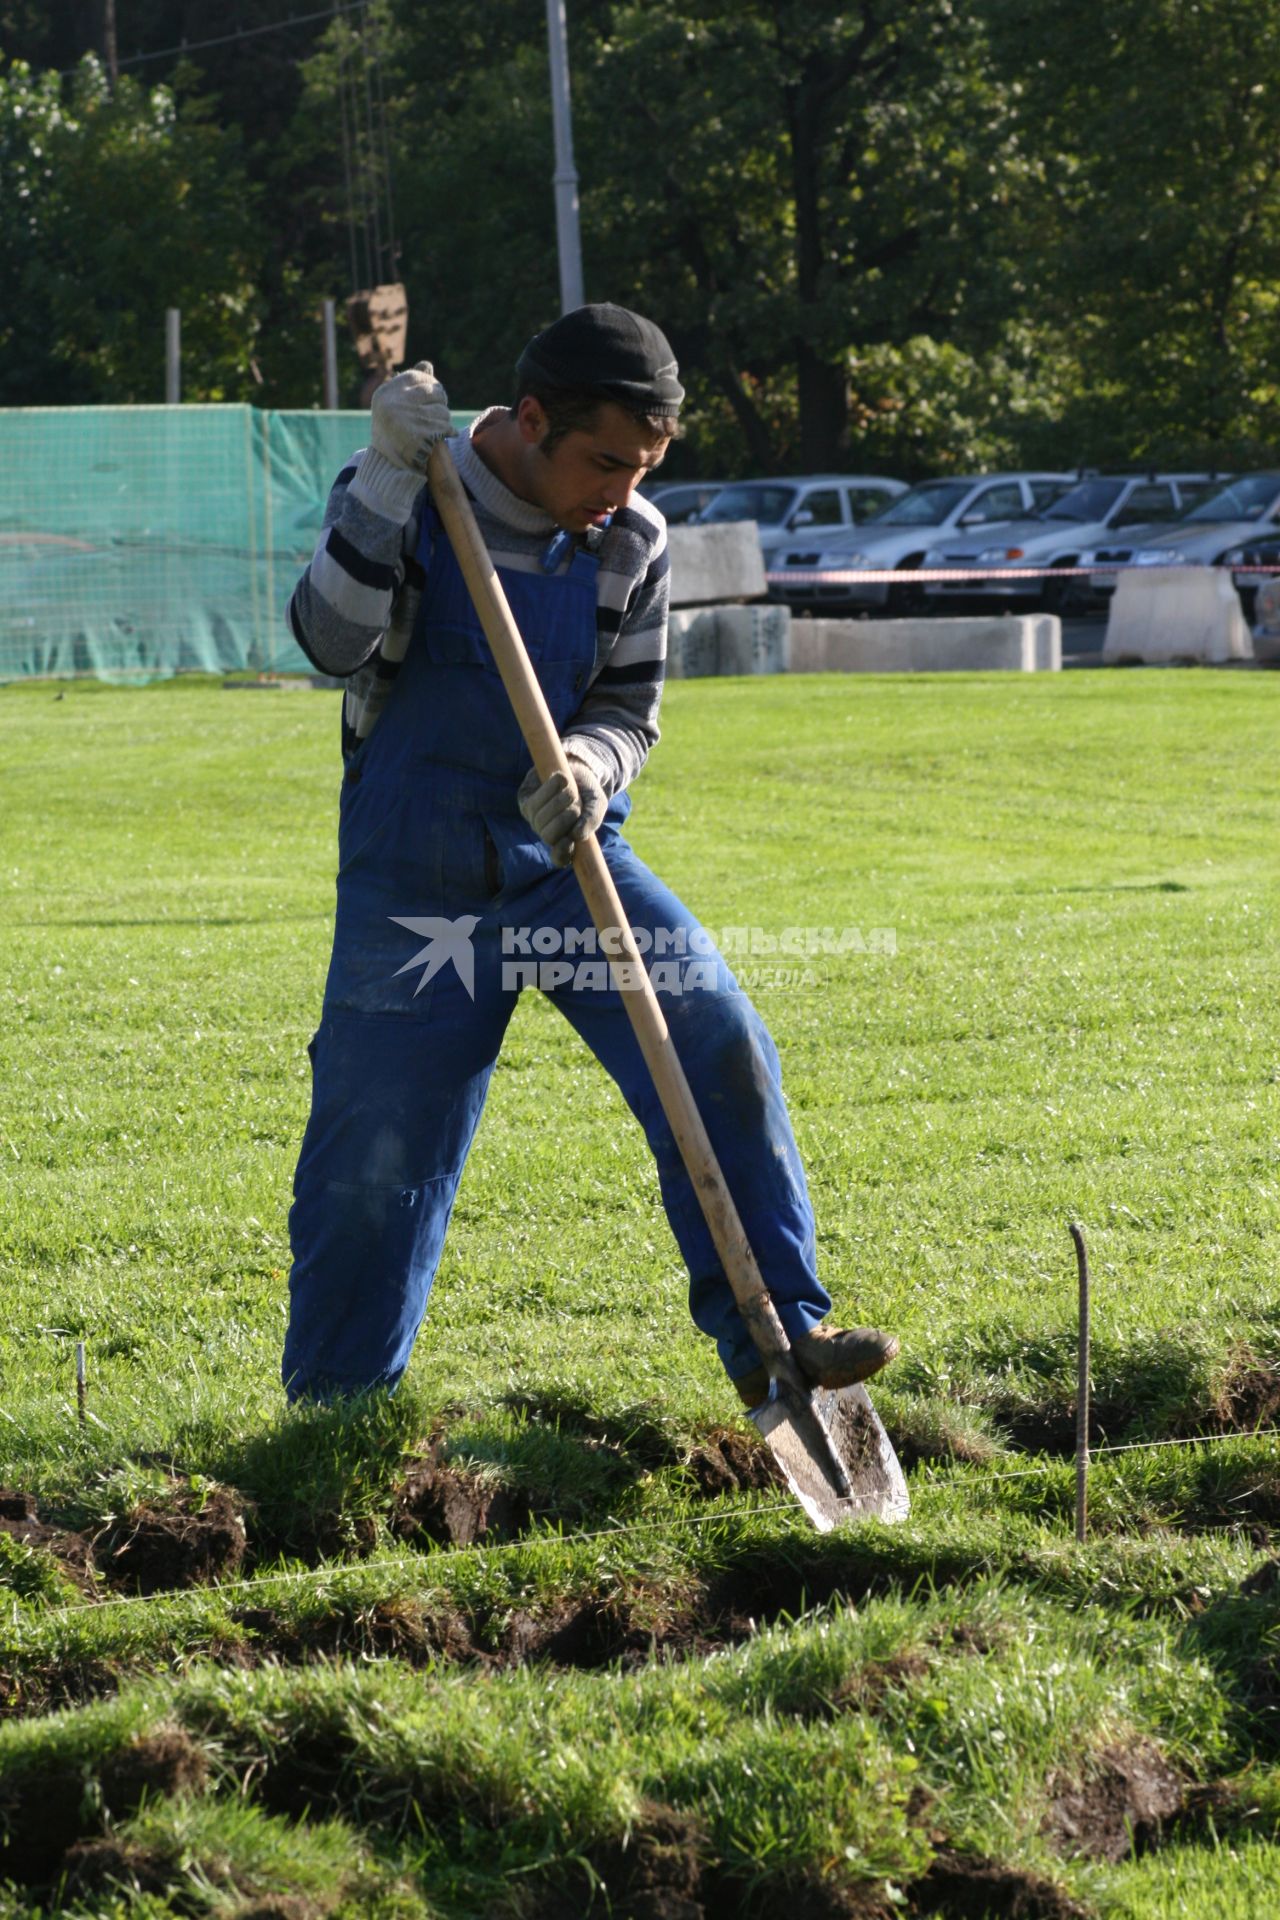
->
[919, 474, 1215, 612]
[768, 472, 1074, 612]
[1082, 472, 1280, 597]
[694, 473, 906, 560]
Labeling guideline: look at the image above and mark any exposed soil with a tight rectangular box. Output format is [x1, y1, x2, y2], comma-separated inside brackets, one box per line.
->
[518, 1813, 1087, 1920]
[253, 1722, 366, 1822]
[832, 1650, 931, 1710]
[0, 1479, 252, 1602]
[1177, 1463, 1280, 1537]
[888, 1426, 1002, 1474]
[526, 1803, 904, 1919]
[1241, 1553, 1280, 1598]
[392, 1443, 534, 1548]
[60, 1837, 175, 1901]
[390, 1419, 781, 1550]
[95, 1482, 250, 1595]
[683, 1426, 784, 1497]
[1210, 1350, 1280, 1434]
[61, 1838, 336, 1918]
[498, 1589, 716, 1670]
[985, 1342, 1280, 1457]
[527, 1804, 709, 1920]
[908, 1850, 1087, 1918]
[0, 1725, 206, 1886]
[0, 1488, 99, 1598]
[1042, 1739, 1184, 1862]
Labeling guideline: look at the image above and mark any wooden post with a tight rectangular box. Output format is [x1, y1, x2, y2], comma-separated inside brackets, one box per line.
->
[1070, 1223, 1090, 1543]
[75, 1342, 87, 1426]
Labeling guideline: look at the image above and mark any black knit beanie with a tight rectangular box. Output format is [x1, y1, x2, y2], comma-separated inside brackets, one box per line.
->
[516, 303, 684, 417]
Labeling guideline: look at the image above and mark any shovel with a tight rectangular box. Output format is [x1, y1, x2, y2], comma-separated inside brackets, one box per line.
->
[426, 439, 909, 1531]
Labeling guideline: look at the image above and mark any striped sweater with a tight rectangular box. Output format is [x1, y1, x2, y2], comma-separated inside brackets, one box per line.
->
[286, 408, 670, 794]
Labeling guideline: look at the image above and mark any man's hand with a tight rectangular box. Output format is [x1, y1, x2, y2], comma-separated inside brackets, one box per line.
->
[518, 748, 608, 867]
[369, 361, 453, 473]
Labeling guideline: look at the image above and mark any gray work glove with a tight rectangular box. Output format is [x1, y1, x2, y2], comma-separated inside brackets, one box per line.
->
[518, 747, 608, 867]
[369, 360, 453, 472]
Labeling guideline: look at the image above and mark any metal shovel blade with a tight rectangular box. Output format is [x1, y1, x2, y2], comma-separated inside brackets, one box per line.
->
[750, 1383, 910, 1531]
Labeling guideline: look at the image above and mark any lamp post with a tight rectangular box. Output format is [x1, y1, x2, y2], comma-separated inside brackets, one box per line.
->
[545, 0, 584, 313]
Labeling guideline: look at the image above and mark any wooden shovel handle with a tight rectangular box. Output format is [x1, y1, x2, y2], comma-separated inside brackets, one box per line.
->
[426, 438, 794, 1369]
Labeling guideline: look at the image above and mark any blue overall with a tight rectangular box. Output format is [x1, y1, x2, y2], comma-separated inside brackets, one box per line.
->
[283, 502, 832, 1400]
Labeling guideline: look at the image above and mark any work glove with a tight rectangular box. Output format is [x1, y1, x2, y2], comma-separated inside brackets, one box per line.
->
[517, 747, 608, 867]
[369, 360, 453, 473]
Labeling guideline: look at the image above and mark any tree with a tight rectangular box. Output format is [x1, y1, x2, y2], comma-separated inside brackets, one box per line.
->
[980, 0, 1280, 466]
[329, 0, 1041, 473]
[0, 54, 266, 404]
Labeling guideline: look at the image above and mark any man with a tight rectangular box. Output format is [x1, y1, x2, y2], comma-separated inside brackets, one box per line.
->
[283, 302, 898, 1410]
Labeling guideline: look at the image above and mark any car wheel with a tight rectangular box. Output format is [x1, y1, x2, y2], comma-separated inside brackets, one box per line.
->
[887, 559, 926, 615]
[1042, 561, 1078, 614]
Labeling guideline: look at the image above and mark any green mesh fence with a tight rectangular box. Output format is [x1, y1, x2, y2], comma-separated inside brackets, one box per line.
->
[0, 404, 477, 681]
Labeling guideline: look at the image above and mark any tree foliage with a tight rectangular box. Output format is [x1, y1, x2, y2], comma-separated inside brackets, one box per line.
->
[4, 1, 1280, 472]
[0, 55, 264, 404]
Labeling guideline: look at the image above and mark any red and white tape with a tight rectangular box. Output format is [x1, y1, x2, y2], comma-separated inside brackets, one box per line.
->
[765, 562, 1280, 587]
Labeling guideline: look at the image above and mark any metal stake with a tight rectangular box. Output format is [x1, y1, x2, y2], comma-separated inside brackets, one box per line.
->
[75, 1342, 87, 1426]
[1070, 1223, 1090, 1542]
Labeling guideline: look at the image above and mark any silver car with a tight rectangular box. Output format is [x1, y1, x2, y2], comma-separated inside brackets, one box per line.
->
[694, 473, 907, 560]
[641, 480, 727, 525]
[768, 472, 1074, 612]
[1083, 472, 1280, 596]
[920, 474, 1214, 612]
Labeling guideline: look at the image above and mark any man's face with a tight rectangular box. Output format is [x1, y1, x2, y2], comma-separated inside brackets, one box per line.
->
[518, 398, 670, 532]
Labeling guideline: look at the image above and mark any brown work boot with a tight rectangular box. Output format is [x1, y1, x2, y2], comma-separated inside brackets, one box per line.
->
[733, 1324, 900, 1409]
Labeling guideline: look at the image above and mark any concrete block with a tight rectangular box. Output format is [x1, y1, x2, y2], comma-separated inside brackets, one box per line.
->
[667, 603, 792, 678]
[1028, 614, 1062, 673]
[666, 607, 721, 679]
[1253, 577, 1280, 665]
[1103, 568, 1253, 664]
[716, 603, 791, 675]
[667, 521, 767, 607]
[787, 615, 1061, 673]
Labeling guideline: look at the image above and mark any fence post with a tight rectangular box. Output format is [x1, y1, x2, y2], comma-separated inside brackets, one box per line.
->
[165, 308, 181, 405]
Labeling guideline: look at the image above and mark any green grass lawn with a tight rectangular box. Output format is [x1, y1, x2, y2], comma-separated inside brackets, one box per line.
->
[0, 668, 1277, 1918]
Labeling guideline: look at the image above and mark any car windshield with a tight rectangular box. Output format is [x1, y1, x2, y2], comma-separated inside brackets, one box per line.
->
[866, 480, 974, 526]
[1184, 474, 1280, 522]
[699, 484, 797, 527]
[1041, 479, 1126, 522]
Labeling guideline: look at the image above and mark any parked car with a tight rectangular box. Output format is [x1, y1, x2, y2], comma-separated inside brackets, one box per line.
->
[1082, 472, 1280, 598]
[1219, 530, 1280, 620]
[641, 479, 727, 524]
[693, 474, 907, 559]
[919, 474, 1216, 613]
[768, 472, 1074, 613]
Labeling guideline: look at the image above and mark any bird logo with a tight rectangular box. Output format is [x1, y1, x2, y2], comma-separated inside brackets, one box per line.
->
[389, 915, 481, 999]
